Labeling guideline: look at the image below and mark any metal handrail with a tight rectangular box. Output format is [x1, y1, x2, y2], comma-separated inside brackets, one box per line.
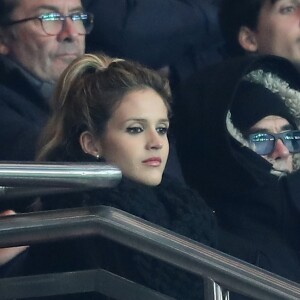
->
[0, 162, 121, 198]
[0, 206, 299, 300]
[0, 269, 174, 300]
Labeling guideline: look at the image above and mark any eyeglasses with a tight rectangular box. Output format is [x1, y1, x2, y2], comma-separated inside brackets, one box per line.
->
[1, 12, 94, 35]
[248, 130, 300, 155]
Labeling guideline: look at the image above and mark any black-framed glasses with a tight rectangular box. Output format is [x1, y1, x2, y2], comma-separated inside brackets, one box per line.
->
[248, 130, 300, 155]
[1, 12, 94, 35]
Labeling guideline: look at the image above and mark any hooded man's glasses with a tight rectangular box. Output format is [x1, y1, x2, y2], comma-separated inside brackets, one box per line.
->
[249, 130, 300, 155]
[2, 12, 94, 35]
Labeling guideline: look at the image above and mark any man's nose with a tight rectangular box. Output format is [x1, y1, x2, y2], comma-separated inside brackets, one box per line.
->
[270, 139, 290, 159]
[57, 18, 78, 40]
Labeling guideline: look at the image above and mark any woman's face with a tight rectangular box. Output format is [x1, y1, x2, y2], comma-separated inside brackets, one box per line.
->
[99, 88, 170, 186]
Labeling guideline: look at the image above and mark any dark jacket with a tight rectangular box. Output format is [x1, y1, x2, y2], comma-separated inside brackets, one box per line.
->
[83, 0, 224, 87]
[0, 56, 51, 161]
[83, 0, 222, 69]
[34, 175, 217, 299]
[0, 56, 53, 212]
[174, 55, 300, 283]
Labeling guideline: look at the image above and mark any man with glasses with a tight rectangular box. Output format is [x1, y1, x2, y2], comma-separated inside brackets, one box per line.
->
[0, 0, 93, 161]
[246, 118, 299, 173]
[0, 0, 93, 271]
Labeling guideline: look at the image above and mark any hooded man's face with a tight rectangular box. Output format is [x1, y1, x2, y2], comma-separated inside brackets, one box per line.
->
[248, 115, 294, 172]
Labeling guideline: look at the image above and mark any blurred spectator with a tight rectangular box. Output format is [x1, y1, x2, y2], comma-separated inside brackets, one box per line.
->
[0, 0, 90, 161]
[0, 0, 91, 271]
[219, 0, 300, 71]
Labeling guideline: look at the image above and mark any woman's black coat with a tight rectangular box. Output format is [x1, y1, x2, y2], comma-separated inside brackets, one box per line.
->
[18, 175, 217, 300]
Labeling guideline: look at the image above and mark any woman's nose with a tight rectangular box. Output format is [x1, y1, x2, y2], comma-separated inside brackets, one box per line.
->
[146, 131, 163, 150]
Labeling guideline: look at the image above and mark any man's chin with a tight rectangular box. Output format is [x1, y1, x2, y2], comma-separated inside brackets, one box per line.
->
[272, 162, 292, 173]
[57, 55, 80, 67]
[51, 60, 78, 81]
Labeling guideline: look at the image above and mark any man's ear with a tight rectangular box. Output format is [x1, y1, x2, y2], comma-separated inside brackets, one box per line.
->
[0, 29, 10, 55]
[80, 131, 102, 158]
[238, 26, 258, 53]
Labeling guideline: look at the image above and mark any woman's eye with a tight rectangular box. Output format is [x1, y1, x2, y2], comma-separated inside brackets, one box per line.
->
[126, 127, 144, 134]
[280, 5, 296, 14]
[157, 127, 169, 135]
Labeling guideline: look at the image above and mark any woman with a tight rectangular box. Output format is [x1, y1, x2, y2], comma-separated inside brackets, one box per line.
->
[35, 53, 217, 299]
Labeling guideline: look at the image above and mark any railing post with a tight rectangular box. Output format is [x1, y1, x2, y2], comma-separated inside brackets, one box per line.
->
[204, 278, 230, 300]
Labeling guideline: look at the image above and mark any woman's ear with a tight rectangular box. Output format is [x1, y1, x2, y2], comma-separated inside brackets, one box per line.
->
[238, 26, 258, 53]
[80, 131, 102, 158]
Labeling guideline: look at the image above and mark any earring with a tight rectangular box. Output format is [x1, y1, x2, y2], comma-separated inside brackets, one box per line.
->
[96, 154, 101, 160]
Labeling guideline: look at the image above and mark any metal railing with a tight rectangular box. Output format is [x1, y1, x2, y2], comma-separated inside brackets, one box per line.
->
[0, 162, 121, 198]
[0, 268, 174, 300]
[0, 206, 300, 300]
[0, 162, 299, 299]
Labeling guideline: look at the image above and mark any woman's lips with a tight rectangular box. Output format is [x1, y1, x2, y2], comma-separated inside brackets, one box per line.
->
[142, 157, 162, 166]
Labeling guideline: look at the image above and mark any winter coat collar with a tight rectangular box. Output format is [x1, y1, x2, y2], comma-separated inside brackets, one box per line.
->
[0, 55, 54, 102]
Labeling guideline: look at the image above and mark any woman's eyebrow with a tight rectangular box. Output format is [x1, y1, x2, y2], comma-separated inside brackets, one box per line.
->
[125, 118, 169, 122]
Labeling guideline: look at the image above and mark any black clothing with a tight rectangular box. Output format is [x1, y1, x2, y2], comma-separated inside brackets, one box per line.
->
[83, 0, 224, 89]
[35, 175, 217, 300]
[0, 56, 52, 161]
[0, 56, 53, 212]
[174, 55, 300, 284]
[83, 0, 222, 69]
[231, 80, 297, 132]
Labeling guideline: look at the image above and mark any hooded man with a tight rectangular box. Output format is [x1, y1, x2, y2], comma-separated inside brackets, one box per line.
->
[229, 69, 300, 174]
[174, 54, 300, 283]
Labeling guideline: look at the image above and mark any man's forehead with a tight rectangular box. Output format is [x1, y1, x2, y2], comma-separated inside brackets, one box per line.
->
[14, 0, 83, 15]
[249, 115, 293, 132]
